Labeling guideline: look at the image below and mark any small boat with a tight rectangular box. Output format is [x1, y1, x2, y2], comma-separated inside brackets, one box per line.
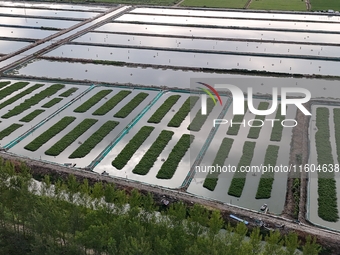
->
[260, 204, 268, 211]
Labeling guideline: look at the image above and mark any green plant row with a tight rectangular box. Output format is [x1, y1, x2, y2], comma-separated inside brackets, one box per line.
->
[45, 119, 98, 156]
[0, 84, 44, 111]
[156, 134, 195, 179]
[203, 137, 234, 191]
[270, 105, 285, 141]
[148, 95, 181, 124]
[188, 98, 215, 132]
[168, 96, 199, 127]
[74, 90, 112, 113]
[333, 109, 340, 163]
[228, 141, 256, 197]
[0, 82, 29, 101]
[315, 107, 339, 222]
[93, 90, 131, 116]
[0, 81, 11, 89]
[247, 102, 269, 139]
[59, 87, 78, 97]
[42, 98, 63, 108]
[227, 102, 248, 136]
[19, 109, 45, 123]
[2, 84, 64, 119]
[255, 145, 279, 199]
[112, 126, 155, 169]
[114, 92, 149, 118]
[69, 120, 119, 159]
[132, 130, 174, 175]
[24, 116, 76, 152]
[0, 124, 23, 140]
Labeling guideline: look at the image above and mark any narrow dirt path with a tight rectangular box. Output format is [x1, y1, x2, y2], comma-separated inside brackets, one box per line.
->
[244, 0, 253, 9]
[174, 0, 185, 7]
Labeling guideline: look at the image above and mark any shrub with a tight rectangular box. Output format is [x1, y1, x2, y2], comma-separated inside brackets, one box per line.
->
[59, 87, 78, 97]
[156, 134, 194, 179]
[148, 95, 181, 124]
[227, 102, 248, 136]
[2, 84, 64, 119]
[203, 138, 234, 191]
[19, 109, 45, 123]
[42, 98, 63, 108]
[255, 145, 279, 199]
[93, 90, 131, 116]
[24, 116, 75, 151]
[188, 98, 215, 131]
[0, 82, 29, 101]
[74, 90, 112, 113]
[247, 102, 269, 139]
[112, 126, 155, 169]
[45, 119, 98, 156]
[132, 130, 174, 175]
[69, 120, 119, 159]
[168, 96, 199, 127]
[228, 141, 256, 197]
[0, 124, 23, 140]
[114, 92, 149, 118]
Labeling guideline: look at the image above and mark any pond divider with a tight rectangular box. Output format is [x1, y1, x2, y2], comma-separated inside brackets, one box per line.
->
[88, 89, 165, 170]
[3, 84, 96, 149]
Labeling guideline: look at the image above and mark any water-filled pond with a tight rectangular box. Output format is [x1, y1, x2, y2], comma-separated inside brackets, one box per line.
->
[0, 26, 56, 39]
[0, 16, 79, 29]
[0, 40, 30, 54]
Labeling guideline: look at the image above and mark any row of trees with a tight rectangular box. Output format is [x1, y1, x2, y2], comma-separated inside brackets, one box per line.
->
[0, 158, 322, 255]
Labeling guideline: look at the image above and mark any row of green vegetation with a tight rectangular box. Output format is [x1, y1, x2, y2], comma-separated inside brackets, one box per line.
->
[247, 102, 269, 139]
[270, 105, 285, 141]
[0, 124, 23, 140]
[69, 120, 119, 159]
[132, 130, 174, 175]
[2, 84, 65, 119]
[0, 81, 29, 101]
[249, 0, 306, 11]
[181, 0, 248, 8]
[148, 95, 181, 124]
[74, 90, 112, 113]
[255, 145, 279, 199]
[310, 0, 339, 10]
[0, 81, 11, 89]
[227, 102, 248, 136]
[156, 134, 195, 179]
[93, 90, 131, 116]
[42, 98, 63, 108]
[333, 108, 340, 163]
[24, 117, 76, 152]
[168, 96, 199, 127]
[315, 107, 339, 222]
[228, 141, 256, 197]
[203, 138, 234, 191]
[188, 98, 215, 132]
[19, 109, 45, 123]
[114, 92, 149, 118]
[112, 126, 155, 170]
[45, 119, 98, 156]
[59, 87, 78, 97]
[0, 160, 322, 255]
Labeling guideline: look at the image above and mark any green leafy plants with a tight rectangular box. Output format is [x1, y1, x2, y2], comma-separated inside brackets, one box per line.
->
[69, 120, 119, 159]
[148, 95, 181, 124]
[0, 82, 30, 101]
[112, 126, 155, 169]
[93, 90, 131, 116]
[227, 102, 248, 136]
[0, 81, 11, 89]
[132, 130, 174, 175]
[24, 117, 76, 152]
[247, 102, 269, 139]
[19, 109, 45, 123]
[203, 138, 234, 191]
[59, 87, 78, 97]
[156, 134, 194, 179]
[0, 124, 23, 140]
[0, 84, 44, 111]
[270, 105, 285, 141]
[228, 141, 256, 197]
[315, 107, 339, 222]
[168, 96, 199, 127]
[45, 119, 98, 156]
[114, 92, 149, 118]
[255, 145, 279, 199]
[74, 90, 112, 113]
[333, 109, 340, 163]
[2, 84, 64, 119]
[188, 98, 215, 131]
[42, 98, 63, 108]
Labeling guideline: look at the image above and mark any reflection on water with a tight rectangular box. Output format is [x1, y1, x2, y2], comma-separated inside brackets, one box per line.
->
[0, 40, 30, 54]
[0, 26, 56, 39]
[0, 16, 78, 29]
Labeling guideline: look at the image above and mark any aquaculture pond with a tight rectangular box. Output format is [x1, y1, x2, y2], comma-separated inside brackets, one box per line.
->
[0, 40, 30, 54]
[0, 16, 79, 29]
